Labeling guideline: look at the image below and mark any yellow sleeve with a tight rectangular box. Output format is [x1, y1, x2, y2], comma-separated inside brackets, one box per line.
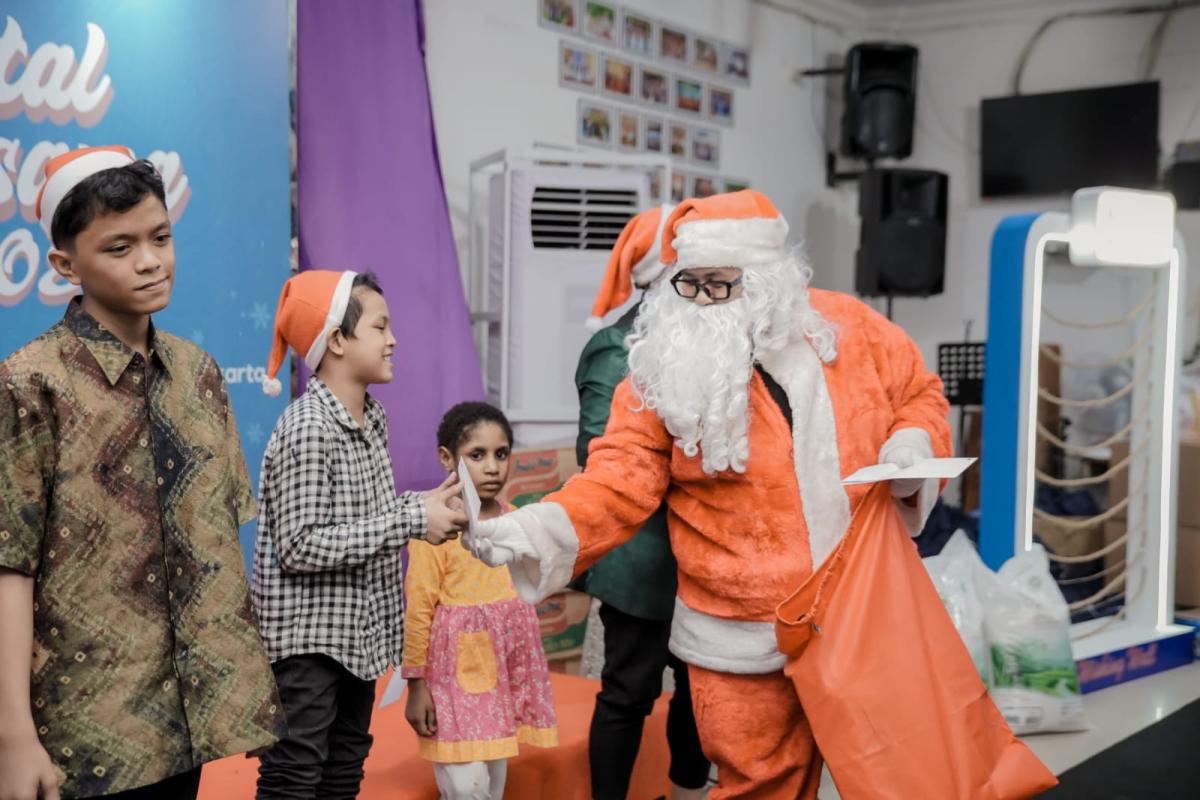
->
[401, 539, 445, 678]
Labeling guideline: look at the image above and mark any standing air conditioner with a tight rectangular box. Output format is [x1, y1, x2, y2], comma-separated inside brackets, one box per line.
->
[467, 145, 669, 446]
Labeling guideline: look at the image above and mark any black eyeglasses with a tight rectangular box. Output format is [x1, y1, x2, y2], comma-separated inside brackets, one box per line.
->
[670, 274, 742, 301]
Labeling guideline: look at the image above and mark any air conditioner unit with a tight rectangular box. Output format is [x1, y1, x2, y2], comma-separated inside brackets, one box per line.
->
[467, 145, 669, 446]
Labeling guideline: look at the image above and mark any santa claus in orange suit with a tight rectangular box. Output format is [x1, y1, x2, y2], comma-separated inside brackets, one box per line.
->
[469, 189, 952, 799]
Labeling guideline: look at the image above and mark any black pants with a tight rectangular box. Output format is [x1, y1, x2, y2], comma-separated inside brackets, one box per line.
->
[102, 768, 201, 799]
[256, 654, 376, 800]
[589, 603, 711, 799]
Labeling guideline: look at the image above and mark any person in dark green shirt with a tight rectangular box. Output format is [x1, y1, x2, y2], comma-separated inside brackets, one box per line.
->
[572, 206, 710, 800]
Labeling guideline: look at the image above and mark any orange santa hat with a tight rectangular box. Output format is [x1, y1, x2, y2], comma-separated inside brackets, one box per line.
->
[262, 270, 358, 397]
[660, 189, 789, 270]
[35, 145, 137, 243]
[585, 203, 673, 332]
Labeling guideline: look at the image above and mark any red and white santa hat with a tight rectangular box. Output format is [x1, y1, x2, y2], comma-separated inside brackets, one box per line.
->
[661, 189, 789, 270]
[262, 270, 358, 397]
[586, 203, 673, 331]
[35, 145, 137, 243]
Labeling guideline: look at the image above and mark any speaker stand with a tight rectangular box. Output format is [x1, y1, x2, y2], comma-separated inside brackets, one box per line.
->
[825, 151, 868, 189]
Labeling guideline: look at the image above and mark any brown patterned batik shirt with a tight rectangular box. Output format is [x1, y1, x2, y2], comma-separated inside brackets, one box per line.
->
[0, 299, 285, 798]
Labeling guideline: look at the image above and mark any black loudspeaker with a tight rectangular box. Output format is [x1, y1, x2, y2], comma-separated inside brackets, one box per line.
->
[1166, 160, 1200, 209]
[841, 43, 918, 160]
[855, 168, 947, 297]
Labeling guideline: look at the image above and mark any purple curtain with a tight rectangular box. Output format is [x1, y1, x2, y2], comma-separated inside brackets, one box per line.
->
[297, 0, 483, 491]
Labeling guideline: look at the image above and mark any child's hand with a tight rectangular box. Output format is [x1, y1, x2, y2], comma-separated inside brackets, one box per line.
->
[421, 473, 468, 545]
[404, 679, 438, 737]
[0, 731, 61, 800]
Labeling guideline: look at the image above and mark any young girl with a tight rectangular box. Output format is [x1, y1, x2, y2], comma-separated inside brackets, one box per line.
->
[403, 402, 558, 799]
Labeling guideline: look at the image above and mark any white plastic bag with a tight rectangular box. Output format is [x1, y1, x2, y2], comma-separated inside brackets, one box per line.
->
[922, 531, 991, 687]
[983, 544, 1088, 735]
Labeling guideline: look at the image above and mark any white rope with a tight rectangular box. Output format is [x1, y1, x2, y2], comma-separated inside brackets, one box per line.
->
[1038, 368, 1146, 409]
[1033, 493, 1138, 535]
[1036, 417, 1140, 456]
[1034, 439, 1146, 488]
[1067, 570, 1127, 611]
[1042, 289, 1154, 330]
[1038, 328, 1149, 370]
[1055, 553, 1131, 585]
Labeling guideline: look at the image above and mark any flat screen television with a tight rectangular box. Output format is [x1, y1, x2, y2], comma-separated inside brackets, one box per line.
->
[980, 81, 1159, 198]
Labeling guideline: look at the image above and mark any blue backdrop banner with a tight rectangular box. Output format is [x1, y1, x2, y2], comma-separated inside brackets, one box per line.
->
[0, 3, 291, 563]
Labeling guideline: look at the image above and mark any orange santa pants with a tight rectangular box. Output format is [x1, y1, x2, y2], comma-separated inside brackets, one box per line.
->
[687, 665, 823, 800]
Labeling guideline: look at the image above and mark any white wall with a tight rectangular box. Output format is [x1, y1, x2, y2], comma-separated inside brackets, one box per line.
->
[424, 0, 1200, 385]
[860, 1, 1200, 371]
[423, 0, 868, 295]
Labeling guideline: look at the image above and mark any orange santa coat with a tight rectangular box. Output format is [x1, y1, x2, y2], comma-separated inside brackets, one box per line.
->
[507, 288, 952, 674]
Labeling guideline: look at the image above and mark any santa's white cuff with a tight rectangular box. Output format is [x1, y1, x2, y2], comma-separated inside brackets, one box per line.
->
[505, 503, 580, 603]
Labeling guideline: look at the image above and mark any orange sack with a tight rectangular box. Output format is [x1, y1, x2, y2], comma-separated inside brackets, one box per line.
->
[776, 483, 1058, 799]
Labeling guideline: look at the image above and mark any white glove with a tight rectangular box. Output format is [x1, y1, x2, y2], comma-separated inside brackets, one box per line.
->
[879, 434, 926, 499]
[463, 514, 536, 567]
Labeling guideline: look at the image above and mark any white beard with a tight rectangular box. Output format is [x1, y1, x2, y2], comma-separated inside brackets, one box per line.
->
[626, 251, 837, 475]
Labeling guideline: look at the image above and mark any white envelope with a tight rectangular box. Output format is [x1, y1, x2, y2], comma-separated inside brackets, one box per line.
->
[457, 457, 482, 539]
[842, 457, 976, 486]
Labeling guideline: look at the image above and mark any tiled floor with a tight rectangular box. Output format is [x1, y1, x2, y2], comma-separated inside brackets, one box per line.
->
[816, 661, 1200, 799]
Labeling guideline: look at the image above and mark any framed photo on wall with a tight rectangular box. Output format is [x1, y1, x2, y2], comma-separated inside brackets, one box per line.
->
[643, 115, 665, 153]
[693, 35, 720, 73]
[621, 10, 655, 57]
[670, 170, 689, 203]
[722, 42, 750, 84]
[674, 76, 702, 114]
[648, 168, 664, 202]
[617, 109, 640, 152]
[708, 85, 734, 125]
[723, 177, 751, 193]
[659, 23, 689, 65]
[692, 174, 718, 198]
[577, 98, 613, 148]
[601, 53, 634, 98]
[559, 41, 598, 91]
[582, 1, 617, 44]
[669, 121, 690, 160]
[691, 127, 720, 167]
[539, 0, 578, 33]
[638, 65, 670, 108]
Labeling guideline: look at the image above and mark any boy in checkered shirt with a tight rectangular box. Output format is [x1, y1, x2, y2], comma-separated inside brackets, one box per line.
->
[251, 270, 466, 799]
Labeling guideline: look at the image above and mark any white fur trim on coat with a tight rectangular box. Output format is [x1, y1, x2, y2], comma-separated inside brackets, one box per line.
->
[671, 216, 789, 268]
[668, 597, 787, 674]
[505, 503, 580, 603]
[757, 338, 852, 571]
[880, 427, 939, 536]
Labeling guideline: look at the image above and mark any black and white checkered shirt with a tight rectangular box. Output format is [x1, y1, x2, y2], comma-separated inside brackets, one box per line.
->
[252, 377, 426, 680]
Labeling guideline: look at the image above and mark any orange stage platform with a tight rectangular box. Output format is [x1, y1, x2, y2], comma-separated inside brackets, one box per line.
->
[198, 671, 671, 799]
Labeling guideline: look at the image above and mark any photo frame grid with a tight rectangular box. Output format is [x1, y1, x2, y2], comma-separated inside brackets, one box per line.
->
[541, 1, 751, 85]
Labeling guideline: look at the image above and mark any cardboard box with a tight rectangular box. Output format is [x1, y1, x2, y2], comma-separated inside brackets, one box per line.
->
[1109, 438, 1200, 527]
[499, 444, 579, 508]
[535, 590, 592, 660]
[1104, 519, 1200, 607]
[1034, 515, 1104, 559]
